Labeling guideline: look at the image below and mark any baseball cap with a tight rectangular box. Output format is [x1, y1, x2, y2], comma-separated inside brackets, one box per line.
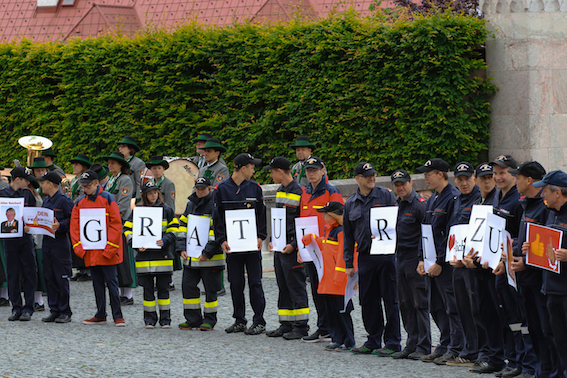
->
[234, 153, 261, 168]
[533, 170, 567, 188]
[303, 157, 324, 170]
[11, 167, 36, 182]
[475, 163, 493, 177]
[454, 162, 475, 177]
[490, 155, 517, 169]
[78, 170, 98, 184]
[142, 181, 159, 193]
[36, 171, 61, 185]
[416, 158, 451, 173]
[391, 169, 410, 183]
[195, 177, 211, 188]
[263, 157, 292, 171]
[316, 202, 344, 215]
[354, 162, 377, 177]
[509, 161, 546, 180]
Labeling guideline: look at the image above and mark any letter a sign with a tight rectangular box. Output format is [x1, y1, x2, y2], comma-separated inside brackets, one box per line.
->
[186, 215, 211, 258]
[132, 207, 163, 249]
[226, 209, 258, 253]
[79, 208, 107, 250]
[369, 206, 398, 255]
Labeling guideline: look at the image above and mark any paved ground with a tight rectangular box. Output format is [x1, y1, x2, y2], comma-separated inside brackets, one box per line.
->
[0, 252, 477, 378]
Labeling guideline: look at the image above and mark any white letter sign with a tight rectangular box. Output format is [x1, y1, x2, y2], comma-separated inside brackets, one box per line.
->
[464, 205, 493, 257]
[226, 209, 258, 252]
[421, 224, 436, 273]
[295, 216, 319, 262]
[446, 224, 468, 262]
[186, 214, 212, 258]
[370, 206, 398, 255]
[271, 208, 286, 252]
[80, 208, 107, 250]
[480, 212, 506, 270]
[132, 207, 163, 249]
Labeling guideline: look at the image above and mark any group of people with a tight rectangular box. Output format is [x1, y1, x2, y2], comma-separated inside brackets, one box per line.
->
[1, 133, 567, 378]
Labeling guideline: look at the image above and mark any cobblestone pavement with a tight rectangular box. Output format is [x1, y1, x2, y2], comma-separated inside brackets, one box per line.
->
[1, 252, 476, 378]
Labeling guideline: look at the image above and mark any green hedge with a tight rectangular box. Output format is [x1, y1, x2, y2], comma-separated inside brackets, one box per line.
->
[0, 10, 495, 183]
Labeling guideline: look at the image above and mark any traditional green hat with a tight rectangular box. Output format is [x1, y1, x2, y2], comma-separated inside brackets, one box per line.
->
[102, 151, 130, 169]
[29, 157, 49, 169]
[69, 153, 92, 168]
[192, 133, 214, 143]
[42, 148, 57, 158]
[290, 136, 316, 151]
[0, 165, 4, 170]
[117, 135, 141, 152]
[202, 138, 227, 153]
[146, 155, 169, 170]
[90, 163, 110, 181]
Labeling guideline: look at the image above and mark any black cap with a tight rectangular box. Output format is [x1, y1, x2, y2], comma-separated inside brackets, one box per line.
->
[10, 167, 36, 182]
[354, 162, 377, 177]
[303, 157, 324, 170]
[391, 169, 410, 183]
[141, 181, 159, 193]
[490, 155, 517, 169]
[195, 177, 211, 188]
[263, 157, 292, 171]
[316, 201, 344, 215]
[475, 162, 493, 177]
[534, 170, 567, 188]
[78, 170, 98, 184]
[36, 171, 61, 185]
[234, 153, 261, 168]
[416, 158, 451, 173]
[454, 162, 475, 177]
[509, 161, 546, 180]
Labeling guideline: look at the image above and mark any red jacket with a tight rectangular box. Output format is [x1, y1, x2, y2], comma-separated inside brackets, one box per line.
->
[300, 179, 344, 236]
[70, 185, 123, 266]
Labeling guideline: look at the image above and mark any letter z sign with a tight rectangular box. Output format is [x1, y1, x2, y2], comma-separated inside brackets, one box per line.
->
[80, 208, 107, 250]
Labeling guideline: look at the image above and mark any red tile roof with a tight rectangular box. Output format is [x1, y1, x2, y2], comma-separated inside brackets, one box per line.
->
[0, 0, 396, 43]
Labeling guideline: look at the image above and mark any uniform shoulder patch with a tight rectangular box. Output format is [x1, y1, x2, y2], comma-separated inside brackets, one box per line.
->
[121, 187, 130, 196]
[170, 191, 175, 200]
[139, 168, 145, 175]
[216, 174, 225, 183]
[419, 197, 426, 202]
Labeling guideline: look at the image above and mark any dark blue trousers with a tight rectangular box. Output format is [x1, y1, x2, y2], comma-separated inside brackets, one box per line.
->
[306, 261, 330, 335]
[358, 253, 401, 351]
[426, 264, 464, 356]
[324, 294, 355, 348]
[226, 252, 266, 326]
[546, 294, 567, 377]
[274, 252, 309, 334]
[42, 238, 72, 316]
[90, 265, 123, 320]
[396, 258, 431, 354]
[521, 285, 564, 378]
[453, 267, 487, 360]
[476, 272, 505, 368]
[4, 236, 37, 315]
[182, 267, 221, 327]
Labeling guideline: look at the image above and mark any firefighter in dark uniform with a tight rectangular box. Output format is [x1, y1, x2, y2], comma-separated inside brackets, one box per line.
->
[446, 162, 486, 367]
[264, 157, 309, 340]
[389, 169, 431, 360]
[124, 181, 178, 328]
[344, 162, 401, 355]
[475, 163, 497, 205]
[510, 161, 564, 377]
[415, 158, 464, 364]
[489, 155, 537, 376]
[1, 167, 37, 321]
[213, 153, 267, 336]
[37, 172, 74, 323]
[177, 177, 225, 331]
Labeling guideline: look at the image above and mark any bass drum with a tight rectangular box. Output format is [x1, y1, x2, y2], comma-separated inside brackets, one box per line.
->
[164, 157, 199, 215]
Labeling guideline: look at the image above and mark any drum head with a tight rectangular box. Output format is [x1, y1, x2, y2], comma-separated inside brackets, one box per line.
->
[164, 158, 199, 215]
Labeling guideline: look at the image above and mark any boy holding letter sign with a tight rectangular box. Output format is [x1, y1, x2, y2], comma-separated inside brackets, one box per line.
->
[264, 157, 309, 340]
[177, 177, 225, 331]
[70, 170, 125, 326]
[213, 153, 267, 335]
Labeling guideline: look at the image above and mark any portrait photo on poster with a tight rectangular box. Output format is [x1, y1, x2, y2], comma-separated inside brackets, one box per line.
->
[0, 198, 24, 238]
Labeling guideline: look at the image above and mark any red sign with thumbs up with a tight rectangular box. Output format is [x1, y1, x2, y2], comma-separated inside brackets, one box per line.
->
[526, 223, 562, 274]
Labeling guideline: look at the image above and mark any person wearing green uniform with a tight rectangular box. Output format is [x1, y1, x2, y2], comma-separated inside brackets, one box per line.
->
[146, 156, 176, 213]
[198, 138, 229, 188]
[117, 136, 145, 203]
[290, 136, 316, 187]
[42, 148, 66, 178]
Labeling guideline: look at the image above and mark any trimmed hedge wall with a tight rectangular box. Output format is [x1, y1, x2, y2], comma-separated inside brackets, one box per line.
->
[0, 10, 495, 182]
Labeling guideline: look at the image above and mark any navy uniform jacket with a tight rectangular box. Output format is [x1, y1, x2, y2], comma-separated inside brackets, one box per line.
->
[514, 190, 550, 288]
[493, 185, 523, 239]
[42, 189, 74, 248]
[395, 190, 426, 267]
[274, 179, 302, 250]
[343, 186, 397, 269]
[0, 185, 37, 207]
[541, 202, 567, 295]
[475, 187, 497, 206]
[420, 183, 459, 266]
[449, 185, 481, 227]
[212, 177, 267, 249]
